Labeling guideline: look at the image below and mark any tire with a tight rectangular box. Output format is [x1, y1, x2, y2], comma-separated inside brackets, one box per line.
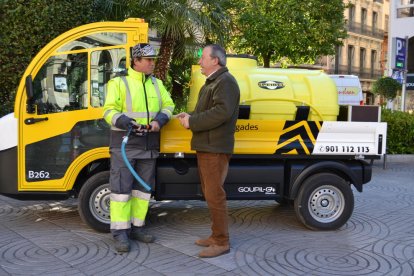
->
[294, 172, 354, 230]
[78, 171, 111, 233]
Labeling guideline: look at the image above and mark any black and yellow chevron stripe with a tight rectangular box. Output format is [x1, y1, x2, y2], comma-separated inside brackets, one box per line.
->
[275, 121, 323, 155]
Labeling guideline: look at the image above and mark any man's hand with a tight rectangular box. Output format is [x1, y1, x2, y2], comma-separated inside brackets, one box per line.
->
[149, 120, 160, 132]
[176, 112, 190, 129]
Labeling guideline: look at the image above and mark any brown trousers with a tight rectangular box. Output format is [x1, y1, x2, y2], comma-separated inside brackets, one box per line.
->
[196, 152, 231, 246]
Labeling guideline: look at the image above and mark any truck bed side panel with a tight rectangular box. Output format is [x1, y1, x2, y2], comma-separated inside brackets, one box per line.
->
[156, 157, 284, 200]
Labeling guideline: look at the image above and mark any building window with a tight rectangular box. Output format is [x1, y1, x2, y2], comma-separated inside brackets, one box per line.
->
[337, 46, 342, 65]
[348, 45, 355, 74]
[349, 5, 355, 26]
[397, 0, 414, 18]
[361, 8, 368, 32]
[371, 50, 377, 78]
[372, 11, 378, 30]
[360, 48, 366, 73]
[385, 15, 389, 33]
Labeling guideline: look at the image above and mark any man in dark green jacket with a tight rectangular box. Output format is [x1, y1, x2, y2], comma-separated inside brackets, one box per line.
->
[177, 44, 240, 258]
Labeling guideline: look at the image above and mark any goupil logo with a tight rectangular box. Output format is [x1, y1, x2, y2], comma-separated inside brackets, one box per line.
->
[258, 80, 285, 90]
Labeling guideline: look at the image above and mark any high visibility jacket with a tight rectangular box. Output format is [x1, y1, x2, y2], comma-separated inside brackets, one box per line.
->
[104, 67, 174, 128]
[103, 67, 174, 149]
[104, 68, 174, 230]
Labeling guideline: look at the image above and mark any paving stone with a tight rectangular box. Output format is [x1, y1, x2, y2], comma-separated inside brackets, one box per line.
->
[0, 156, 413, 275]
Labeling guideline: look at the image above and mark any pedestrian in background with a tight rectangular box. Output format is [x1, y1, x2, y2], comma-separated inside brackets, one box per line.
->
[177, 44, 240, 258]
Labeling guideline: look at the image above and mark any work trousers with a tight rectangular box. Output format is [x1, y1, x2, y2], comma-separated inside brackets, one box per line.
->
[109, 148, 155, 233]
[196, 152, 231, 246]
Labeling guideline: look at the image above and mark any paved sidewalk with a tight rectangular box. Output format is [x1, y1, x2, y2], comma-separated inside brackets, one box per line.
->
[0, 156, 414, 275]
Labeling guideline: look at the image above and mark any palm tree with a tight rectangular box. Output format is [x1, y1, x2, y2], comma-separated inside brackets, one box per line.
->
[93, 0, 232, 104]
[92, 0, 130, 21]
[132, 0, 231, 82]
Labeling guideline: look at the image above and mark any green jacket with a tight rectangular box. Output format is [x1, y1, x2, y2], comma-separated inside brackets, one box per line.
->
[189, 67, 240, 154]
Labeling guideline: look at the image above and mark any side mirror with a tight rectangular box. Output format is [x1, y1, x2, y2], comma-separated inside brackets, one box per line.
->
[25, 75, 35, 114]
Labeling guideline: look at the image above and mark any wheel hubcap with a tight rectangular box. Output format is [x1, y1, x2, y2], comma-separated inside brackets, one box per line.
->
[320, 199, 329, 207]
[89, 184, 111, 224]
[308, 185, 345, 223]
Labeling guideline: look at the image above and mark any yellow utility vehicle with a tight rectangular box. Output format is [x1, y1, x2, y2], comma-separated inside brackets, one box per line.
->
[0, 19, 387, 232]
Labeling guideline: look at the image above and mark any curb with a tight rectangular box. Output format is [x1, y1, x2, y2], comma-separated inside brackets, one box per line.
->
[382, 154, 414, 162]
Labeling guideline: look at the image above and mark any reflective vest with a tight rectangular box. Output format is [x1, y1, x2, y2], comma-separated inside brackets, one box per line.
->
[103, 67, 174, 129]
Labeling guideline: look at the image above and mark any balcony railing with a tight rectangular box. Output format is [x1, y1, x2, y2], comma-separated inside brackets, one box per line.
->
[326, 65, 382, 80]
[347, 22, 384, 39]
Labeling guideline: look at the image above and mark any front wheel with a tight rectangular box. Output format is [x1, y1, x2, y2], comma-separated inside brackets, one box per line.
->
[294, 173, 354, 230]
[78, 171, 111, 233]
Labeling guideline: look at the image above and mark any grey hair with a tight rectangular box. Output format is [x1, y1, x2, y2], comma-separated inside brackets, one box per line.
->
[207, 44, 226, 66]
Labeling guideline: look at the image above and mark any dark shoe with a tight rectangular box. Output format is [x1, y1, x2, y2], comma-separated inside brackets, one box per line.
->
[199, 244, 230, 258]
[130, 227, 155, 243]
[195, 237, 215, 247]
[113, 233, 130, 253]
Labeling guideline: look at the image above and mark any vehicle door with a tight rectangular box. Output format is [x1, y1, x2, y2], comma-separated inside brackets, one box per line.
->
[17, 20, 148, 192]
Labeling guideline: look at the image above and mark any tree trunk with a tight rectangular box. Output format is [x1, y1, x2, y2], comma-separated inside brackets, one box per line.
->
[263, 56, 270, 68]
[263, 51, 272, 68]
[172, 80, 184, 104]
[154, 35, 175, 82]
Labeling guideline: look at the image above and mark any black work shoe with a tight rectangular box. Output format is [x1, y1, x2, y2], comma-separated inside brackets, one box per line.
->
[113, 233, 130, 253]
[130, 227, 155, 243]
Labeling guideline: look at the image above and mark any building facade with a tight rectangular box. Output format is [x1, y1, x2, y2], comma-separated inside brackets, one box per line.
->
[388, 0, 414, 112]
[318, 0, 388, 105]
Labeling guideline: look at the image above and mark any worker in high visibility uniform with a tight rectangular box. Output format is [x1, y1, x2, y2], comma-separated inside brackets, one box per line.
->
[103, 43, 174, 253]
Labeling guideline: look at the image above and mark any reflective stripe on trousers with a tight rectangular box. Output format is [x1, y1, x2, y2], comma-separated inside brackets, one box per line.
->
[110, 190, 151, 230]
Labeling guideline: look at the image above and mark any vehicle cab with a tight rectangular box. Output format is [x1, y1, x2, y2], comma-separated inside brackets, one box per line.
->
[0, 18, 148, 196]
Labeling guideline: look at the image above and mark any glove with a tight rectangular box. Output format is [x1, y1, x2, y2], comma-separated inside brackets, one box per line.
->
[115, 115, 135, 130]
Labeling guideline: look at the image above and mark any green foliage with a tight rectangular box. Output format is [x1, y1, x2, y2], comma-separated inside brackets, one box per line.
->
[372, 77, 402, 100]
[129, 0, 231, 82]
[0, 0, 96, 117]
[229, 0, 347, 67]
[94, 0, 232, 90]
[92, 0, 130, 21]
[0, 0, 230, 117]
[165, 53, 199, 114]
[133, 0, 230, 44]
[381, 109, 414, 154]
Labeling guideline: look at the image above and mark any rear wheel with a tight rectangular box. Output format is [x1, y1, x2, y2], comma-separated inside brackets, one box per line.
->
[78, 171, 111, 232]
[294, 173, 354, 230]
